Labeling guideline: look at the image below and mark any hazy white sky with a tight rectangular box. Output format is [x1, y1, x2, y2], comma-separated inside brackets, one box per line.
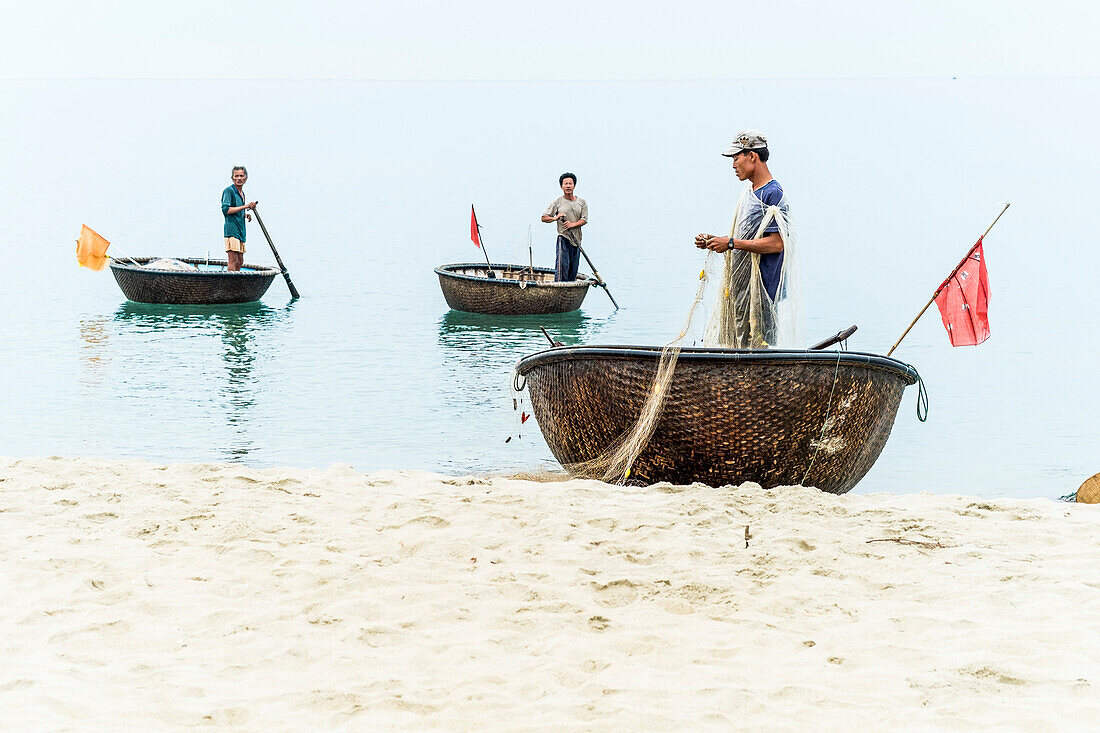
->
[2, 0, 1095, 80]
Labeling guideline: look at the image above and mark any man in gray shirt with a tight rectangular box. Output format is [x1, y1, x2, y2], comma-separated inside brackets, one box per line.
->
[540, 172, 588, 282]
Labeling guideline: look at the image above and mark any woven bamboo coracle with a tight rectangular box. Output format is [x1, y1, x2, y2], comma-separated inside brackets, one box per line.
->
[435, 263, 593, 315]
[110, 258, 280, 305]
[1077, 473, 1100, 503]
[516, 345, 919, 494]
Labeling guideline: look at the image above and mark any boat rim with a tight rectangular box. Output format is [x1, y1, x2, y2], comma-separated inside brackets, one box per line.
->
[435, 262, 593, 288]
[516, 345, 918, 385]
[109, 257, 280, 277]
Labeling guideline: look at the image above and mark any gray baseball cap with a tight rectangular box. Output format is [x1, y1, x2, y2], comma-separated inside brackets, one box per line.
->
[722, 129, 768, 157]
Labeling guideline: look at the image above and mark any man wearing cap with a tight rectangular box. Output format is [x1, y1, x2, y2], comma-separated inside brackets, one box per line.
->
[696, 130, 789, 347]
[221, 166, 257, 272]
[541, 172, 588, 282]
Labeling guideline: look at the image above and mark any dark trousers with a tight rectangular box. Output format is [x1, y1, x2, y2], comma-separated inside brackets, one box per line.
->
[555, 235, 580, 282]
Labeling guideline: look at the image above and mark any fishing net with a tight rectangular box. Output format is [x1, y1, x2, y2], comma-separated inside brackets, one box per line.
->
[702, 180, 802, 349]
[144, 258, 198, 271]
[560, 180, 802, 484]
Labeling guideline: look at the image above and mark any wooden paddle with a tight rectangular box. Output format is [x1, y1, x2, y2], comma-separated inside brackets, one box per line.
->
[810, 325, 858, 350]
[576, 243, 619, 309]
[252, 204, 300, 299]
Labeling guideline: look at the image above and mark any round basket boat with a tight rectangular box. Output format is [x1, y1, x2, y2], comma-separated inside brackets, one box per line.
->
[110, 257, 281, 305]
[515, 345, 920, 494]
[435, 262, 593, 315]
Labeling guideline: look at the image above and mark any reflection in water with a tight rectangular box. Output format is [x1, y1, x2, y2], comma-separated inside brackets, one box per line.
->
[436, 309, 613, 420]
[79, 316, 111, 387]
[113, 301, 295, 460]
[438, 310, 606, 350]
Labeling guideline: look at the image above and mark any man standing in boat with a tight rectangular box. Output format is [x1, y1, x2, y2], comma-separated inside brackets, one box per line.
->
[541, 172, 588, 282]
[695, 130, 795, 348]
[221, 166, 257, 272]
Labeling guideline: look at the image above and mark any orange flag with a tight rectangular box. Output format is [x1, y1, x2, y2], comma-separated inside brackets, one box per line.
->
[76, 225, 111, 271]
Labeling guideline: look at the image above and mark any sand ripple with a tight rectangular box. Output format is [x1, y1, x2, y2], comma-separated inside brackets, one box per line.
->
[1, 456, 1098, 729]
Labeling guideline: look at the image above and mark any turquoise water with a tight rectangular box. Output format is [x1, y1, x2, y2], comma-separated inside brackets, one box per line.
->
[2, 78, 1097, 498]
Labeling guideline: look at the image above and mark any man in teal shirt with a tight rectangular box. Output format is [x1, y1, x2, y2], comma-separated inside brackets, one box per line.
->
[221, 166, 256, 272]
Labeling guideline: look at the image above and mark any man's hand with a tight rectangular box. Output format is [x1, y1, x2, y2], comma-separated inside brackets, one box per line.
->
[696, 234, 732, 252]
[246, 214, 252, 222]
[563, 221, 576, 230]
[246, 202, 257, 210]
[707, 237, 732, 253]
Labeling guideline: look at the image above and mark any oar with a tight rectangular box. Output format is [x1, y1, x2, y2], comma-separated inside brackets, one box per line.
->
[539, 326, 564, 347]
[810, 325, 858, 350]
[252, 204, 300, 299]
[575, 243, 619, 309]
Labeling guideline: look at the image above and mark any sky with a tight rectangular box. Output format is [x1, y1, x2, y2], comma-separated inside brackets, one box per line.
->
[2, 0, 1096, 80]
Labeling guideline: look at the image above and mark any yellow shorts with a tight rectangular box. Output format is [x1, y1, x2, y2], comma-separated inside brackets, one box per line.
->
[225, 237, 245, 253]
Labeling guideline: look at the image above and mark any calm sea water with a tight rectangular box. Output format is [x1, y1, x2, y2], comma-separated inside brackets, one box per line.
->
[2, 78, 1096, 498]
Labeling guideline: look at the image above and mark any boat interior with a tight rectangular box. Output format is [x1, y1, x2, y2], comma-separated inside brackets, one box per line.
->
[450, 265, 575, 283]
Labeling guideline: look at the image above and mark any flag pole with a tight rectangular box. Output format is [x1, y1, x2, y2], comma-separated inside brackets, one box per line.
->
[886, 203, 1009, 357]
[471, 205, 494, 275]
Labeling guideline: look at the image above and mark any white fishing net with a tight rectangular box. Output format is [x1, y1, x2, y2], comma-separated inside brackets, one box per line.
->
[144, 258, 198, 271]
[550, 179, 803, 484]
[701, 180, 803, 349]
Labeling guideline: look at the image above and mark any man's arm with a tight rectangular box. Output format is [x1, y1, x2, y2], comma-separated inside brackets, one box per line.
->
[222, 188, 256, 216]
[695, 232, 783, 254]
[564, 200, 588, 230]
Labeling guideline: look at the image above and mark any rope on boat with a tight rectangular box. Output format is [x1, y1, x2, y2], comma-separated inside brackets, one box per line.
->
[800, 349, 843, 486]
[915, 370, 929, 422]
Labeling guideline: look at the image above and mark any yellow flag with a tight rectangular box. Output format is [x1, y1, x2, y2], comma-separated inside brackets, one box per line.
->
[76, 225, 111, 271]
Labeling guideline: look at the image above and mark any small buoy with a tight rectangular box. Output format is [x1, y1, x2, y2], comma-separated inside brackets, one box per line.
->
[1076, 473, 1100, 503]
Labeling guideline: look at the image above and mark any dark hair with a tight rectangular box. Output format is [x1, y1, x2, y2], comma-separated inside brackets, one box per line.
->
[745, 148, 770, 162]
[232, 165, 248, 176]
[559, 172, 577, 186]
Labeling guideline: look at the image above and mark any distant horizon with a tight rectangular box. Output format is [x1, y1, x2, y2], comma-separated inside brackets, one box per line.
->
[4, 73, 1094, 82]
[6, 0, 1096, 81]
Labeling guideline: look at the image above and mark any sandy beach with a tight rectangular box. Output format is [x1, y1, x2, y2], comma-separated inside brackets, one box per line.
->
[2, 456, 1098, 729]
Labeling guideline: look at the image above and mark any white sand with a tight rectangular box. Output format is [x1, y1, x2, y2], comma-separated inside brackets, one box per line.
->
[2, 456, 1098, 730]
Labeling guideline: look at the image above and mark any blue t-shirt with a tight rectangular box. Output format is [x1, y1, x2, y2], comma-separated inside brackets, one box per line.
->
[221, 185, 247, 242]
[752, 180, 785, 301]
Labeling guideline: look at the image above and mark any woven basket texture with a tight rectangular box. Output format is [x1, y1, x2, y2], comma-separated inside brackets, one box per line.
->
[436, 263, 592, 315]
[110, 258, 279, 304]
[517, 346, 918, 494]
[1077, 473, 1100, 503]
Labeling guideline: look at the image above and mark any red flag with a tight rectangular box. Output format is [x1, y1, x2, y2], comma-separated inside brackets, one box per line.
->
[934, 238, 990, 347]
[470, 205, 481, 248]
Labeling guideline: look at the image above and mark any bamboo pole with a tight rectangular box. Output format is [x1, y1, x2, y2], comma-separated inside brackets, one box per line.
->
[886, 204, 1009, 357]
[471, 205, 495, 276]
